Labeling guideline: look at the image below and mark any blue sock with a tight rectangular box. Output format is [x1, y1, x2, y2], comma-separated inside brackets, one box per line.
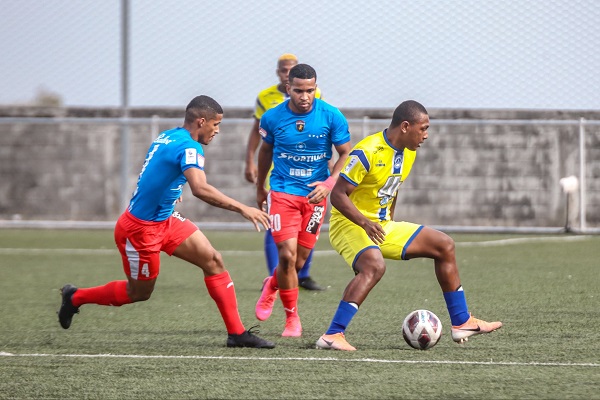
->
[264, 230, 278, 276]
[297, 249, 314, 279]
[325, 301, 359, 335]
[443, 286, 470, 326]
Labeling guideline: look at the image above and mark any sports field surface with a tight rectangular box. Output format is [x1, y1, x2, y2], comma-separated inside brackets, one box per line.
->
[1, 229, 598, 399]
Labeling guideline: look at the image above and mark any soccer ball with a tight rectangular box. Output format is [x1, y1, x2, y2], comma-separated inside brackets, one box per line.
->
[402, 309, 443, 350]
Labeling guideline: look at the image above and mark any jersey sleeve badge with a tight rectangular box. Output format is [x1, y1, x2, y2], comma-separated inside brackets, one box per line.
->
[185, 148, 197, 165]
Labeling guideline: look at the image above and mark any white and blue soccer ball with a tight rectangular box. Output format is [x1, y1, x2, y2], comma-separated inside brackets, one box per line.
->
[402, 309, 443, 350]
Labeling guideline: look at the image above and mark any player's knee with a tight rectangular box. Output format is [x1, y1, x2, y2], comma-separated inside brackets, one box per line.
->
[277, 247, 296, 269]
[358, 262, 386, 282]
[204, 249, 225, 273]
[439, 234, 455, 258]
[133, 292, 152, 302]
[128, 287, 154, 302]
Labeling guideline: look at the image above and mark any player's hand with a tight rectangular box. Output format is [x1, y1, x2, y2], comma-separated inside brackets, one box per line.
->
[306, 181, 331, 204]
[244, 163, 257, 184]
[362, 220, 386, 245]
[241, 205, 270, 232]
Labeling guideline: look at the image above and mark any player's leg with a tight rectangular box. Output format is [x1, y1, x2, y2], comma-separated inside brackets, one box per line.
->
[259, 192, 310, 336]
[166, 213, 274, 348]
[316, 218, 378, 351]
[57, 212, 151, 329]
[403, 225, 502, 343]
[264, 229, 279, 276]
[297, 249, 325, 291]
[273, 237, 303, 336]
[297, 198, 328, 294]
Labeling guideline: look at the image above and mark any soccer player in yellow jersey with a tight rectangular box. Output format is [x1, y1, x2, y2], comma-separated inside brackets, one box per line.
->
[316, 100, 502, 351]
[245, 54, 323, 291]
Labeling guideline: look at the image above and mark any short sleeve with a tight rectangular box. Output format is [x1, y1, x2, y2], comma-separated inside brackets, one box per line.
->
[181, 146, 205, 172]
[340, 148, 369, 186]
[330, 110, 351, 146]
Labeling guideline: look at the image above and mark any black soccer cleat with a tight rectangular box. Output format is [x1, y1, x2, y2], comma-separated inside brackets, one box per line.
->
[299, 276, 325, 291]
[58, 284, 80, 329]
[227, 326, 275, 349]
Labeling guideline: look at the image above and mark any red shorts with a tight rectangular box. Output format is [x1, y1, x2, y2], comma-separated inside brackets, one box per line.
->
[114, 210, 198, 280]
[267, 191, 327, 249]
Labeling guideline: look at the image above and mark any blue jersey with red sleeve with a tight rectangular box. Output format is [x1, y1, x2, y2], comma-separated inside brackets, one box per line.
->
[259, 98, 350, 197]
[128, 127, 205, 221]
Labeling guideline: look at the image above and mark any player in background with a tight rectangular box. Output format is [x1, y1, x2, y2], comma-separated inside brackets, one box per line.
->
[316, 100, 502, 351]
[255, 64, 351, 337]
[58, 95, 275, 349]
[245, 53, 325, 291]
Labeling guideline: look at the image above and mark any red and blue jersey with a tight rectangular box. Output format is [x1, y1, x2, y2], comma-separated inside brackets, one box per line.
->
[128, 127, 205, 221]
[259, 98, 350, 197]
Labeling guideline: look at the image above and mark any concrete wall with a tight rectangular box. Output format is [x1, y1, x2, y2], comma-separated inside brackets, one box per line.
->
[1, 106, 598, 229]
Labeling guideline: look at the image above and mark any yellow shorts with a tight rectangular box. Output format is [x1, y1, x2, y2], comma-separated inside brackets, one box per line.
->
[329, 216, 423, 269]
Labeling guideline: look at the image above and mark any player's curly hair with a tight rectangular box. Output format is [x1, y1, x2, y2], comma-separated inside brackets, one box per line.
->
[185, 95, 223, 123]
[289, 64, 317, 83]
[390, 100, 428, 127]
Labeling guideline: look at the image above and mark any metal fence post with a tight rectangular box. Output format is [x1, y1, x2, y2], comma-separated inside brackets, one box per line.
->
[579, 117, 587, 232]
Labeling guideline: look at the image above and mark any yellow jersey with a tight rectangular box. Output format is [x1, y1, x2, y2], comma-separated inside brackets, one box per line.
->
[331, 130, 416, 222]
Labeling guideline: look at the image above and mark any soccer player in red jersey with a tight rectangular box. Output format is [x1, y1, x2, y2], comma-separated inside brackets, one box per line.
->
[255, 64, 351, 337]
[58, 95, 275, 349]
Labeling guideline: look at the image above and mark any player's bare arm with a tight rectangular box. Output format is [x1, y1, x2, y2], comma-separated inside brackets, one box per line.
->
[185, 168, 270, 232]
[330, 178, 386, 244]
[307, 141, 351, 204]
[256, 140, 274, 210]
[244, 118, 261, 184]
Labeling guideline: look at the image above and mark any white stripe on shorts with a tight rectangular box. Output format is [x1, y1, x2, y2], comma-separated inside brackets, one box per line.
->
[125, 238, 140, 280]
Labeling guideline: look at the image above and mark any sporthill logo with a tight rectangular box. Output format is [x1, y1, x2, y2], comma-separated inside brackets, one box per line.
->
[296, 120, 305, 132]
[305, 205, 325, 234]
[171, 211, 187, 222]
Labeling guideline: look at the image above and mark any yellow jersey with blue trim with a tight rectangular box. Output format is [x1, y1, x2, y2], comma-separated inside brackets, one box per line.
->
[331, 129, 417, 222]
[253, 84, 322, 120]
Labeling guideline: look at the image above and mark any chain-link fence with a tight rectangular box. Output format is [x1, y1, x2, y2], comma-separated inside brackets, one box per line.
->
[1, 111, 598, 233]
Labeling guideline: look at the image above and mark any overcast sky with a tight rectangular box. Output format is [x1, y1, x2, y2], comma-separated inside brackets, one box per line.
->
[1, 0, 598, 110]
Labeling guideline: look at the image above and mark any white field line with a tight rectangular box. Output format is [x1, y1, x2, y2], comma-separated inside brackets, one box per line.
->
[0, 235, 595, 256]
[456, 235, 594, 247]
[0, 351, 597, 368]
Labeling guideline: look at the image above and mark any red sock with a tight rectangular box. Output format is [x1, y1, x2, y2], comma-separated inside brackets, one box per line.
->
[268, 274, 279, 291]
[71, 280, 131, 307]
[205, 271, 245, 335]
[279, 287, 299, 319]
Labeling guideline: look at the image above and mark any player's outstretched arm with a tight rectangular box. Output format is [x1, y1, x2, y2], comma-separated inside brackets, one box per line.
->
[307, 141, 351, 204]
[244, 118, 261, 184]
[184, 168, 270, 232]
[330, 178, 386, 244]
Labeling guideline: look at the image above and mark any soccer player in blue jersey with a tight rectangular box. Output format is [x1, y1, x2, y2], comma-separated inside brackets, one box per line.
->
[316, 100, 502, 351]
[57, 95, 275, 349]
[255, 64, 351, 337]
[245, 54, 324, 291]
